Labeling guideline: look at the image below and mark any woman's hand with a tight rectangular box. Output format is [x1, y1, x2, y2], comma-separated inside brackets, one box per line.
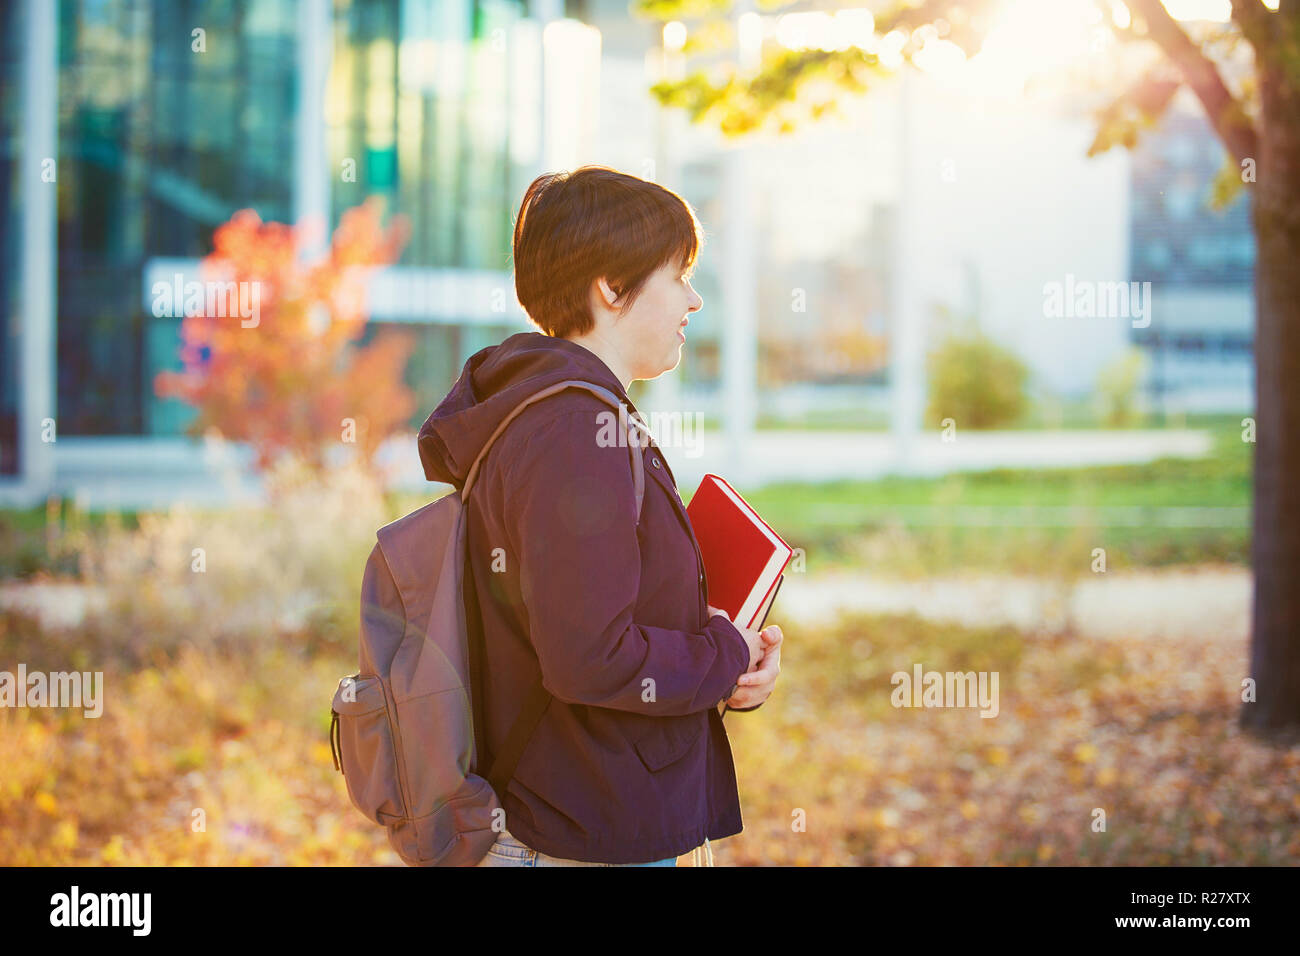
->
[707, 605, 782, 709]
[730, 624, 781, 709]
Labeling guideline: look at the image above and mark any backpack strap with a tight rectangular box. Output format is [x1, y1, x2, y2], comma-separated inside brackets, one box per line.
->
[461, 380, 650, 803]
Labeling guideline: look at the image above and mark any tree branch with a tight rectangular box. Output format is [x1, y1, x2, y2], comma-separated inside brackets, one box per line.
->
[1087, 70, 1183, 156]
[1229, 0, 1277, 51]
[1269, 0, 1298, 25]
[1128, 0, 1259, 163]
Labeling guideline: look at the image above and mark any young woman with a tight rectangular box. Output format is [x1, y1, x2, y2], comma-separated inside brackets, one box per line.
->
[417, 166, 782, 867]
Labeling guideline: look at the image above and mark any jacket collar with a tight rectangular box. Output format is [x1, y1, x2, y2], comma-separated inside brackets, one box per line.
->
[417, 331, 640, 486]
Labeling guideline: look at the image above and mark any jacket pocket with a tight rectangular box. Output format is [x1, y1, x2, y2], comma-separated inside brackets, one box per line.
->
[633, 715, 705, 773]
[331, 675, 407, 825]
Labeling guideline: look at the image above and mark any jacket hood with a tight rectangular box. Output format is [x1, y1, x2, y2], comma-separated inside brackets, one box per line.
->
[417, 331, 634, 486]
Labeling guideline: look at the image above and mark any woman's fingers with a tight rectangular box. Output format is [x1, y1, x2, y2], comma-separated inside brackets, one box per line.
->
[738, 641, 780, 685]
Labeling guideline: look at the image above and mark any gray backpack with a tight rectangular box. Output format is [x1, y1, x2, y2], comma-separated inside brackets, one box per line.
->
[328, 380, 646, 866]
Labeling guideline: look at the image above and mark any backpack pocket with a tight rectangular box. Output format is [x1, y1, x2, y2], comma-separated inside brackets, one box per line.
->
[330, 675, 407, 825]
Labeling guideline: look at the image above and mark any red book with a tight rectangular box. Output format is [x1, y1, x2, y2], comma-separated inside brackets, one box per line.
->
[686, 474, 793, 631]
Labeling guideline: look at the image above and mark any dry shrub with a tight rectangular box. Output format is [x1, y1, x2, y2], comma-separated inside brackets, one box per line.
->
[70, 453, 397, 659]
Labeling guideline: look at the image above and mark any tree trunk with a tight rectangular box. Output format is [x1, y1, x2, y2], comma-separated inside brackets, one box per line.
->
[1241, 55, 1300, 739]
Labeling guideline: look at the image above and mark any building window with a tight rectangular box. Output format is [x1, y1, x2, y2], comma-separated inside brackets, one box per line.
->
[0, 0, 22, 474]
[1142, 242, 1172, 271]
[56, 0, 298, 437]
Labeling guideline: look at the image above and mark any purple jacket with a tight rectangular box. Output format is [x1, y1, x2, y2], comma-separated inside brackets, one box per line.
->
[417, 331, 757, 863]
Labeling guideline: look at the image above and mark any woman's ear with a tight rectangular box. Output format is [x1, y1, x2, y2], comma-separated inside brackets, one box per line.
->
[596, 276, 621, 308]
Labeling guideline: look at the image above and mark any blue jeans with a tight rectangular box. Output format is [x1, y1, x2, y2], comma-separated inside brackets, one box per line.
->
[475, 827, 680, 867]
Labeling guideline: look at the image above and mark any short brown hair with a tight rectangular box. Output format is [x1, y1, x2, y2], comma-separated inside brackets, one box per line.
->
[511, 166, 704, 338]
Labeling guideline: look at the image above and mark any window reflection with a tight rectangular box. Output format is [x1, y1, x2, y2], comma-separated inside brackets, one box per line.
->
[51, 0, 531, 439]
[0, 0, 22, 474]
[57, 0, 297, 436]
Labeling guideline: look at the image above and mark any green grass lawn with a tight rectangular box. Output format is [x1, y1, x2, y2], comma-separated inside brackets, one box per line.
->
[712, 420, 1252, 575]
[0, 501, 140, 579]
[2, 419, 1252, 580]
[740, 407, 1243, 432]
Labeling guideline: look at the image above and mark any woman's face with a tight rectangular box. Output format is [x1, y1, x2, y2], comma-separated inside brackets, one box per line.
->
[618, 260, 703, 380]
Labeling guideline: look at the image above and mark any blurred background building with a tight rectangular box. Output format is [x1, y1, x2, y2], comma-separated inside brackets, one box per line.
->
[2, 0, 560, 504]
[1128, 100, 1255, 415]
[0, 0, 1247, 506]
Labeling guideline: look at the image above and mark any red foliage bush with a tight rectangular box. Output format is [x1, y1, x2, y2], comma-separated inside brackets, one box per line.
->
[155, 200, 417, 477]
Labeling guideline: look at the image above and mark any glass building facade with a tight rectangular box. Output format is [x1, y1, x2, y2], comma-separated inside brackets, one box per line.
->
[55, 0, 299, 438]
[1129, 108, 1255, 290]
[1, 1, 24, 476]
[3, 0, 542, 487]
[327, 0, 535, 417]
[1128, 105, 1255, 409]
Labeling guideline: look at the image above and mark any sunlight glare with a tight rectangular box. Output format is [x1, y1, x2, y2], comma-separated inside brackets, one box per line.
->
[913, 38, 967, 76]
[774, 10, 875, 53]
[878, 29, 906, 70]
[1161, 0, 1232, 20]
[962, 0, 1098, 96]
[663, 21, 686, 53]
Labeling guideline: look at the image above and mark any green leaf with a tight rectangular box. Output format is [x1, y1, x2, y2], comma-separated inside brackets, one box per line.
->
[1207, 155, 1248, 211]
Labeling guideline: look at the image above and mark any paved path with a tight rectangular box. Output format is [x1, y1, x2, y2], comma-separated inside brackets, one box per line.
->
[1, 566, 1251, 643]
[775, 565, 1250, 642]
